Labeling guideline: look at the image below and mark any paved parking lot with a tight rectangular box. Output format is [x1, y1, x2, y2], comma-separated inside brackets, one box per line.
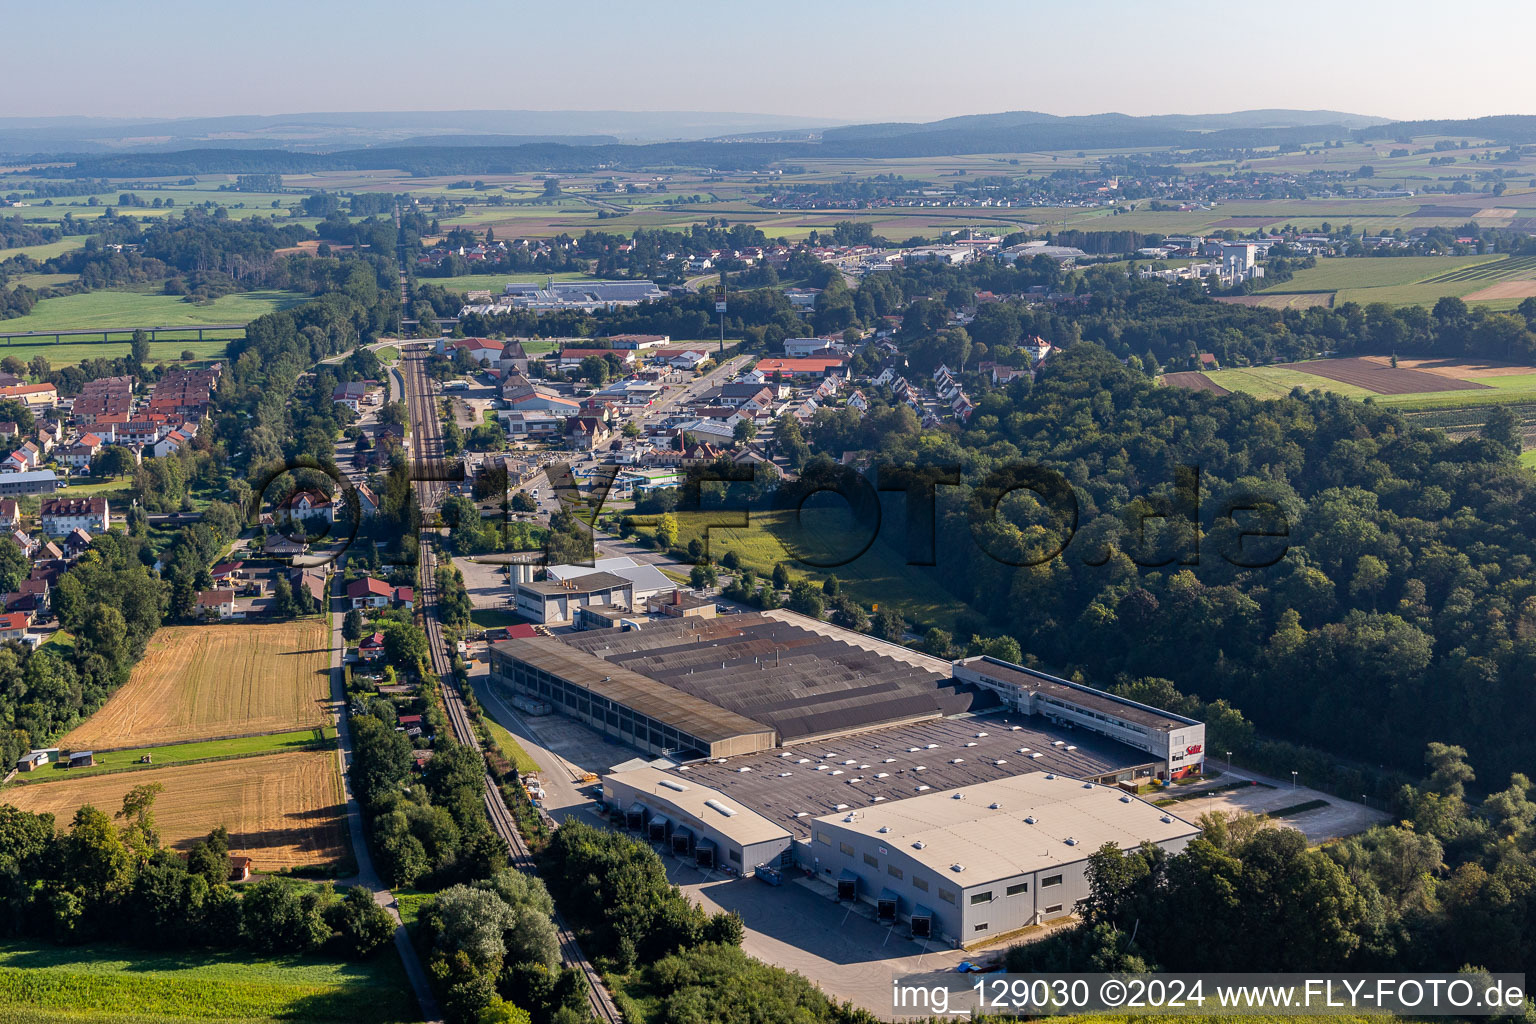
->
[665, 856, 971, 1015]
[452, 556, 512, 609]
[1162, 767, 1388, 842]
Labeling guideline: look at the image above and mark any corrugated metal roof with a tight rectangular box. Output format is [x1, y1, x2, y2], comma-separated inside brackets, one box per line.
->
[490, 637, 774, 745]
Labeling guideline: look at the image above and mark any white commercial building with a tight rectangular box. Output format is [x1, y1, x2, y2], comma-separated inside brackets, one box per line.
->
[806, 772, 1200, 945]
[953, 657, 1206, 779]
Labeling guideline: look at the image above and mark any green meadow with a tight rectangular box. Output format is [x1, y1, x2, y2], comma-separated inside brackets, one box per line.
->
[0, 940, 414, 1024]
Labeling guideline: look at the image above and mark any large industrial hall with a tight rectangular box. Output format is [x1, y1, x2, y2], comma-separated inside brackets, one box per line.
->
[488, 607, 1209, 947]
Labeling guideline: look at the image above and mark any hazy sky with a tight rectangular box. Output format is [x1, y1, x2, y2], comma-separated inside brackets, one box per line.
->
[9, 0, 1536, 123]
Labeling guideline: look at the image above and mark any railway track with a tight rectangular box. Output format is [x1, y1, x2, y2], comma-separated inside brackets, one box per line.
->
[402, 347, 623, 1024]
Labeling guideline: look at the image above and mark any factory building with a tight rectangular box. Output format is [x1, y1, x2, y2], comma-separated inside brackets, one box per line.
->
[514, 571, 634, 625]
[805, 772, 1200, 944]
[602, 765, 793, 875]
[489, 636, 776, 758]
[953, 657, 1206, 778]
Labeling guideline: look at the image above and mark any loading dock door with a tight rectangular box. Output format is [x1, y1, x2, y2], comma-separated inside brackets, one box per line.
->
[877, 887, 899, 921]
[647, 814, 669, 843]
[671, 826, 693, 857]
[625, 802, 645, 831]
[910, 904, 934, 938]
[695, 839, 716, 869]
[837, 869, 858, 901]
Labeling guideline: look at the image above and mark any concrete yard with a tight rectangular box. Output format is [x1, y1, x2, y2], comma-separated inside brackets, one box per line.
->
[1157, 765, 1388, 843]
[453, 555, 514, 610]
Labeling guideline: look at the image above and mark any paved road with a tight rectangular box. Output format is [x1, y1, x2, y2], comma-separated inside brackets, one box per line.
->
[326, 562, 443, 1023]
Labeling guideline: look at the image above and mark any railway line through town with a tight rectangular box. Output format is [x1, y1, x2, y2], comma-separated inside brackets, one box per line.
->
[402, 345, 623, 1024]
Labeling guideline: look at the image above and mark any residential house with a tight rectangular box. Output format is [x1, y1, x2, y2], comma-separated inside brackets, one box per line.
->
[358, 631, 386, 663]
[62, 528, 92, 558]
[332, 381, 367, 413]
[0, 500, 16, 531]
[449, 338, 506, 364]
[40, 496, 108, 535]
[557, 348, 635, 372]
[0, 383, 58, 411]
[195, 589, 238, 619]
[289, 567, 326, 603]
[347, 577, 394, 609]
[61, 433, 103, 471]
[0, 611, 30, 639]
[278, 490, 333, 524]
[498, 409, 564, 439]
[564, 416, 613, 451]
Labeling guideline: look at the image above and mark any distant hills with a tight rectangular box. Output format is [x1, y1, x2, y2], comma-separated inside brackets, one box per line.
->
[8, 108, 1536, 179]
[0, 109, 844, 156]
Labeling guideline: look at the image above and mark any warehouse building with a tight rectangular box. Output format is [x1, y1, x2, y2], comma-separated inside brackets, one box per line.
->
[489, 635, 776, 758]
[602, 765, 793, 874]
[953, 657, 1206, 779]
[514, 571, 634, 624]
[806, 772, 1200, 945]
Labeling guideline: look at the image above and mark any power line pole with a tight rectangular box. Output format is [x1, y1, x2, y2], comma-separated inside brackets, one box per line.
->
[716, 268, 727, 356]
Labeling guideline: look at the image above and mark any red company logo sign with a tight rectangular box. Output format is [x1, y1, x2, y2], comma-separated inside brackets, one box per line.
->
[1186, 744, 1203, 756]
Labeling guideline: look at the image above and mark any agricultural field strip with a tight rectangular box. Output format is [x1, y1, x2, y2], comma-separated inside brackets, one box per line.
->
[59, 621, 333, 751]
[0, 750, 348, 869]
[4, 728, 333, 785]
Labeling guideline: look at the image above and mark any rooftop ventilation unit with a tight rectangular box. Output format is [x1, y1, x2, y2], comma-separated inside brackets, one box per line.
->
[1065, 837, 1078, 846]
[704, 799, 736, 817]
[878, 825, 891, 833]
[989, 802, 1002, 810]
[952, 792, 966, 800]
[1160, 815, 1173, 823]
[913, 840, 925, 849]
[995, 759, 1008, 765]
[1025, 815, 1038, 824]
[916, 784, 931, 792]
[1045, 773, 1056, 780]
[658, 779, 688, 792]
[1083, 782, 1094, 789]
[950, 864, 965, 872]
[1120, 795, 1133, 803]
[975, 732, 989, 738]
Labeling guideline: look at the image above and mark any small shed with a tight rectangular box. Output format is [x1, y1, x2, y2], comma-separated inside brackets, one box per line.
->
[16, 749, 48, 771]
[67, 751, 94, 768]
[228, 856, 253, 883]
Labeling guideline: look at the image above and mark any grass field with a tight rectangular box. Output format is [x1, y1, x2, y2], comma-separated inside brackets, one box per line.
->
[5, 728, 333, 784]
[0, 288, 304, 333]
[0, 338, 228, 367]
[1264, 254, 1502, 293]
[424, 270, 596, 293]
[1, 750, 348, 869]
[0, 235, 92, 263]
[60, 621, 333, 751]
[481, 712, 541, 774]
[1200, 366, 1376, 400]
[0, 940, 413, 1024]
[641, 504, 962, 631]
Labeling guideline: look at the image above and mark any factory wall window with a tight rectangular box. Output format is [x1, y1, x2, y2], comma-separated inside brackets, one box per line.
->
[863, 853, 878, 868]
[969, 891, 992, 906]
[939, 888, 956, 905]
[1045, 904, 1063, 914]
[913, 876, 929, 892]
[973, 923, 989, 933]
[887, 864, 903, 880]
[840, 842, 854, 856]
[816, 832, 831, 846]
[728, 849, 741, 863]
[1041, 874, 1063, 888]
[1007, 882, 1028, 897]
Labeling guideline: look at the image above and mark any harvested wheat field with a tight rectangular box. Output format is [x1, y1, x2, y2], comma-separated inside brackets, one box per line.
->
[1, 751, 348, 869]
[1464, 281, 1536, 301]
[61, 621, 333, 751]
[1358, 355, 1536, 378]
